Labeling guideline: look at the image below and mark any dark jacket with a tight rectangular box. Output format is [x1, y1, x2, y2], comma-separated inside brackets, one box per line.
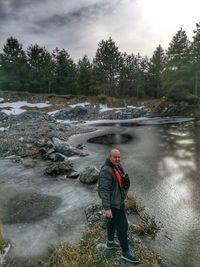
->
[98, 158, 130, 210]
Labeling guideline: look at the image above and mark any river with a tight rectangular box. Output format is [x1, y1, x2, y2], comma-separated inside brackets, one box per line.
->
[69, 119, 200, 267]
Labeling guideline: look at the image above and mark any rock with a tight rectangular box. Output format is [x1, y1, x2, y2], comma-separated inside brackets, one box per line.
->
[76, 143, 85, 149]
[5, 155, 22, 163]
[52, 137, 88, 157]
[53, 106, 99, 121]
[0, 127, 7, 132]
[100, 106, 150, 120]
[96, 243, 107, 251]
[22, 158, 37, 168]
[0, 112, 8, 122]
[8, 111, 56, 124]
[67, 171, 79, 179]
[79, 166, 100, 184]
[48, 153, 67, 162]
[51, 104, 151, 122]
[85, 203, 102, 223]
[44, 161, 73, 176]
[85, 203, 109, 229]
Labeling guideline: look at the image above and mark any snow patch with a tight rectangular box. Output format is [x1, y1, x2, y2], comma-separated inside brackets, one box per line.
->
[0, 101, 50, 115]
[69, 102, 90, 108]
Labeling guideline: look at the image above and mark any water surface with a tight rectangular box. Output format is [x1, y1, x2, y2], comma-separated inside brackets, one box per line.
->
[1, 119, 200, 267]
[70, 120, 200, 267]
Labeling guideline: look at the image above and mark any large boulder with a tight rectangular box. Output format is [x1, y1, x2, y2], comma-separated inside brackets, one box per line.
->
[40, 138, 88, 159]
[51, 137, 88, 157]
[79, 166, 100, 184]
[44, 161, 73, 176]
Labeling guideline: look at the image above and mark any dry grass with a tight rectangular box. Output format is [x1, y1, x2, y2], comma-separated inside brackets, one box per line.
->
[44, 226, 106, 267]
[125, 195, 144, 214]
[131, 241, 164, 267]
[129, 213, 162, 237]
[0, 225, 9, 267]
[125, 196, 162, 238]
[0, 91, 143, 110]
[45, 224, 165, 267]
[0, 225, 7, 251]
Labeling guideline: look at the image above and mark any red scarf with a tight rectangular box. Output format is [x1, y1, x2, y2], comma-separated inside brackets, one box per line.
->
[113, 168, 122, 189]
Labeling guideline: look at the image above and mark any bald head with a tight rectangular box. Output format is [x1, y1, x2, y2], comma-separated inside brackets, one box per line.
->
[109, 149, 121, 165]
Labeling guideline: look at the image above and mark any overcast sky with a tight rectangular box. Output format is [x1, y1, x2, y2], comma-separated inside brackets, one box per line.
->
[0, 0, 200, 61]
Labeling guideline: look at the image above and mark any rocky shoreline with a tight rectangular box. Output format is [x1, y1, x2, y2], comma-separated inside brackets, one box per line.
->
[1, 92, 198, 155]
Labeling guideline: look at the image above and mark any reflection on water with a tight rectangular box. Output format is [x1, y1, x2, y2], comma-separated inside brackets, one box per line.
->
[123, 122, 200, 267]
[75, 121, 200, 267]
[88, 133, 133, 145]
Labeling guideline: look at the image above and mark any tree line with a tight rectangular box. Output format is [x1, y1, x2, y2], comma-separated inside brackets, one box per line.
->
[1, 24, 200, 101]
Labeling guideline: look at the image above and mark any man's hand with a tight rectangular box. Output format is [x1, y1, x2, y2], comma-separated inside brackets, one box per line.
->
[103, 209, 112, 218]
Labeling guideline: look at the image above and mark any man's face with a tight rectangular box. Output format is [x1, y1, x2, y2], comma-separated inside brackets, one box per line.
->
[109, 150, 121, 165]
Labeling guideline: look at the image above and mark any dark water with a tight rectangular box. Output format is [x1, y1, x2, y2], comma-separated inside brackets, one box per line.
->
[69, 120, 200, 267]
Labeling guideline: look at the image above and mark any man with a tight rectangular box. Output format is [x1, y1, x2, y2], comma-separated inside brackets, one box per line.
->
[98, 148, 140, 264]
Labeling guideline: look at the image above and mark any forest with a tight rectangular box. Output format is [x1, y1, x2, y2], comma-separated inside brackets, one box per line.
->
[0, 24, 200, 102]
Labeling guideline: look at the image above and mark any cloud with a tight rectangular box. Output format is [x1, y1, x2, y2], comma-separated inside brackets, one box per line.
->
[1, 0, 200, 62]
[3, 0, 185, 61]
[0, 0, 126, 60]
[35, 2, 113, 29]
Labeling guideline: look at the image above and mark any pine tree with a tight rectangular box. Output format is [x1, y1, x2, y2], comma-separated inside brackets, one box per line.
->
[162, 28, 191, 100]
[52, 48, 77, 94]
[119, 53, 148, 98]
[26, 44, 54, 93]
[93, 37, 123, 96]
[148, 45, 165, 98]
[190, 22, 200, 97]
[77, 55, 92, 95]
[0, 37, 28, 91]
[119, 53, 136, 97]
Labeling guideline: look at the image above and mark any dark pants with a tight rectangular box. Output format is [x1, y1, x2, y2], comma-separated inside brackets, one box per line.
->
[107, 205, 129, 252]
